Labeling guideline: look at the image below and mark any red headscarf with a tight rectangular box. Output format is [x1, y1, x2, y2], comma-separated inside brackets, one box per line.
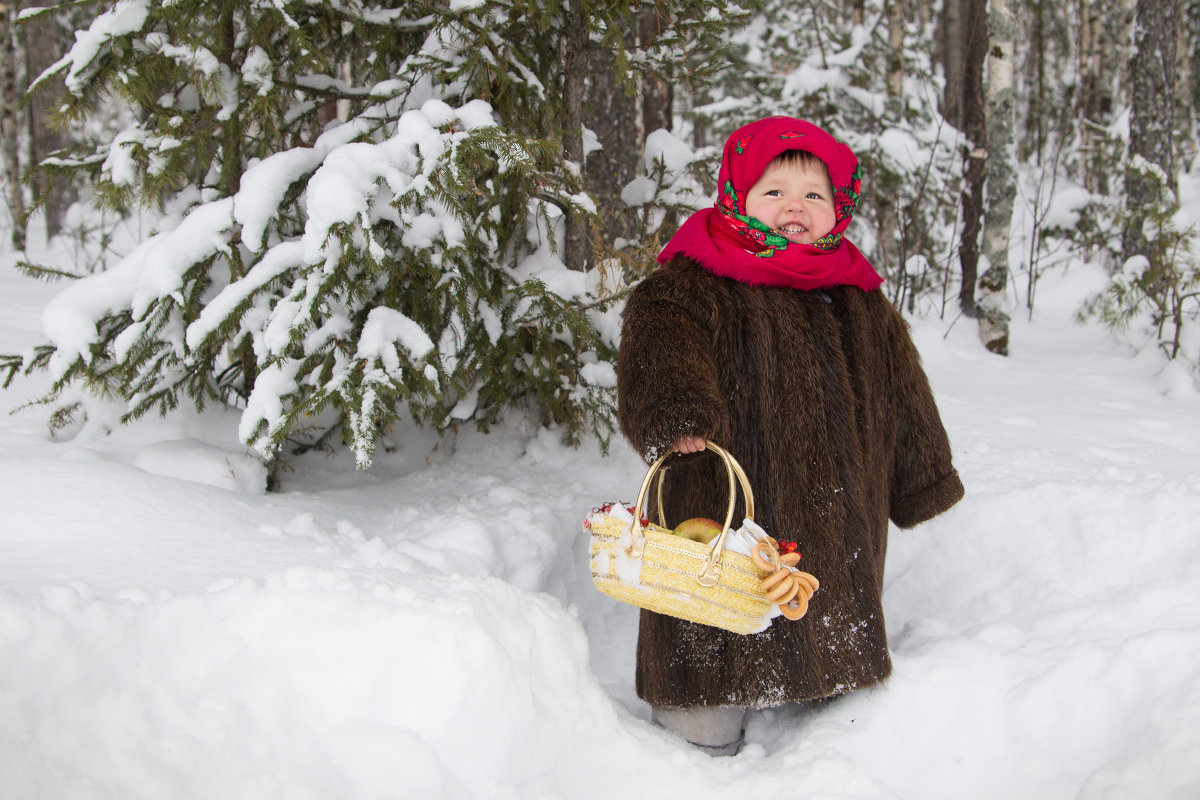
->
[657, 116, 883, 292]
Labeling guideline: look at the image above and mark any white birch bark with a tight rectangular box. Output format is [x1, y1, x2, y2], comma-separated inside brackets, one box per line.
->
[941, 0, 964, 127]
[887, 0, 904, 99]
[978, 0, 1015, 355]
[1, 0, 26, 249]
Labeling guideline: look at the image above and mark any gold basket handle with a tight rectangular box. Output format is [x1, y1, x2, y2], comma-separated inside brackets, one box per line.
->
[631, 441, 755, 586]
[654, 444, 754, 525]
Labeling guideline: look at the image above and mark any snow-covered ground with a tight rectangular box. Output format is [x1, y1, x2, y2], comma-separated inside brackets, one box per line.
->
[3, 247, 1199, 798]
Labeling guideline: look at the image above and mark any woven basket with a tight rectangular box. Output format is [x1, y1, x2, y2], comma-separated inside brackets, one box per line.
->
[587, 442, 776, 635]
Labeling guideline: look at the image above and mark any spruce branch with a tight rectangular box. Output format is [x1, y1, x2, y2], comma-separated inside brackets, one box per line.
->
[14, 261, 83, 282]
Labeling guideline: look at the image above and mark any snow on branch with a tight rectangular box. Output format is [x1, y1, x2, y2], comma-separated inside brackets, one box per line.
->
[34, 0, 150, 96]
[42, 197, 235, 376]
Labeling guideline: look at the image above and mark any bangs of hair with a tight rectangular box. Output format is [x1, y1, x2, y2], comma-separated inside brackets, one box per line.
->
[771, 149, 825, 169]
[768, 148, 833, 190]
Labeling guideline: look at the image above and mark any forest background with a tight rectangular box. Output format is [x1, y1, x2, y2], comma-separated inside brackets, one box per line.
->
[0, 0, 1197, 471]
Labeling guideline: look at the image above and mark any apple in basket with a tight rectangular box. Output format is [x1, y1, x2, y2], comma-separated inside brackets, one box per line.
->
[672, 517, 724, 544]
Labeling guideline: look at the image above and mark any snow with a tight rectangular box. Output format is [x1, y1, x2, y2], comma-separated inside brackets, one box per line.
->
[101, 127, 145, 186]
[237, 358, 300, 445]
[49, 0, 150, 95]
[40, 198, 236, 375]
[454, 99, 497, 130]
[579, 361, 617, 388]
[5, 245, 1200, 796]
[234, 148, 328, 252]
[132, 438, 269, 495]
[512, 241, 588, 301]
[644, 128, 696, 174]
[450, 387, 480, 420]
[400, 211, 449, 249]
[356, 307, 436, 364]
[1041, 184, 1094, 230]
[875, 127, 927, 174]
[621, 176, 658, 206]
[143, 34, 221, 78]
[300, 100, 489, 264]
[582, 125, 602, 158]
[240, 46, 275, 96]
[186, 241, 305, 350]
[783, 63, 850, 99]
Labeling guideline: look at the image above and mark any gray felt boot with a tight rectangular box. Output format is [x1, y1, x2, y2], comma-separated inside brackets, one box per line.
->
[651, 705, 747, 757]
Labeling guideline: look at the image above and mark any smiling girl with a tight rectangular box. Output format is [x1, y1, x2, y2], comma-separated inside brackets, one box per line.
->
[615, 116, 964, 755]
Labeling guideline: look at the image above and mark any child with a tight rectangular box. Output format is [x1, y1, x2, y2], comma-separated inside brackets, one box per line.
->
[616, 116, 964, 755]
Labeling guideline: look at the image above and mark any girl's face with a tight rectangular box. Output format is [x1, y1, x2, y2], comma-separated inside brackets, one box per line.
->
[744, 159, 837, 245]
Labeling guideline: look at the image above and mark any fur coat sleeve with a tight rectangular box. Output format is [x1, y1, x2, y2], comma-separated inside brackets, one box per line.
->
[615, 267, 729, 461]
[883, 306, 966, 528]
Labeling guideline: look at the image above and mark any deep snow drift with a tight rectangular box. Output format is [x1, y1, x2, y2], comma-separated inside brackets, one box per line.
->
[3, 251, 1199, 798]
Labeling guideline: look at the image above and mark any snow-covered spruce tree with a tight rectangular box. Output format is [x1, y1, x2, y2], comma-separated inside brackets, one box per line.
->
[6, 0, 762, 470]
[395, 0, 752, 259]
[4, 0, 636, 470]
[699, 0, 963, 314]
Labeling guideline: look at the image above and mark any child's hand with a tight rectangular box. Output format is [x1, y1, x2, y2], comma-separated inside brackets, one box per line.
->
[672, 436, 706, 454]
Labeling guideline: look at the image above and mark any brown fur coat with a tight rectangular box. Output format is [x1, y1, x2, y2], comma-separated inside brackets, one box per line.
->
[616, 256, 964, 709]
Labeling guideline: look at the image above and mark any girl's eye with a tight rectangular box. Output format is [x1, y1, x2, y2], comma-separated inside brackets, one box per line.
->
[806, 192, 823, 200]
[766, 189, 783, 197]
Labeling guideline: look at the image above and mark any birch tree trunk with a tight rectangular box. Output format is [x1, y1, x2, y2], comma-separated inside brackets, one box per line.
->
[886, 0, 904, 100]
[1122, 0, 1180, 262]
[1, 0, 26, 249]
[978, 0, 1015, 355]
[917, 0, 932, 31]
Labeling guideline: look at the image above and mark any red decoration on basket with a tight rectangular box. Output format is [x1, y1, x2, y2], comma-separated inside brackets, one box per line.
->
[588, 502, 648, 528]
[778, 540, 799, 556]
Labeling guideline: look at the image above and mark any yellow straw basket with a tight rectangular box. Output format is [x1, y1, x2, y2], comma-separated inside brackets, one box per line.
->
[587, 443, 776, 635]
